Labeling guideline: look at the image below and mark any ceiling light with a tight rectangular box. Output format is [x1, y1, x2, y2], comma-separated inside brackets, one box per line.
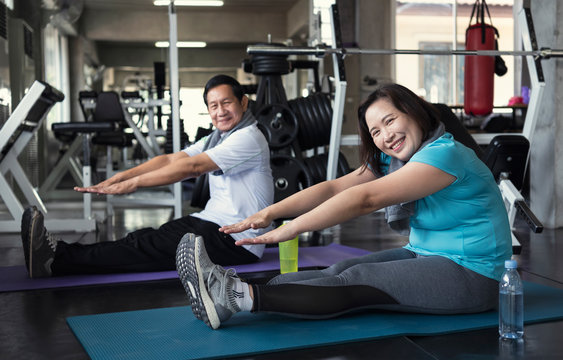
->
[155, 41, 207, 48]
[153, 1, 224, 6]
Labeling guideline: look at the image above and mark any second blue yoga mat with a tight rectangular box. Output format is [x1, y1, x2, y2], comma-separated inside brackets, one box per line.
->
[67, 282, 563, 360]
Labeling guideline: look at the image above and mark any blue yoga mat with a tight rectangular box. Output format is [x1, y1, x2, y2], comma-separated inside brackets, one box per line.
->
[67, 282, 563, 360]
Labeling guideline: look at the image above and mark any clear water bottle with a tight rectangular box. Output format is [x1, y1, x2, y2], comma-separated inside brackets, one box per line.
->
[499, 260, 524, 339]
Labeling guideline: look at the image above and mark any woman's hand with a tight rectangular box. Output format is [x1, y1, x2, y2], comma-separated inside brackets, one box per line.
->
[219, 209, 273, 234]
[234, 221, 298, 246]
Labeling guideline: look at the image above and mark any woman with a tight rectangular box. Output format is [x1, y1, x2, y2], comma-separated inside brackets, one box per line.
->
[175, 83, 512, 330]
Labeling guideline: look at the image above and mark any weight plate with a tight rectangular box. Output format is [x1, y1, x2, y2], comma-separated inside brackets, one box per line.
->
[306, 95, 330, 147]
[315, 93, 333, 143]
[300, 97, 324, 148]
[256, 104, 299, 149]
[270, 154, 313, 203]
[289, 99, 312, 150]
[304, 155, 322, 184]
[301, 97, 323, 149]
[295, 98, 314, 149]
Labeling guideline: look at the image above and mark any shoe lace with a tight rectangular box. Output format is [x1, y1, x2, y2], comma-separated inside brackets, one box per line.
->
[46, 233, 58, 252]
[206, 265, 236, 301]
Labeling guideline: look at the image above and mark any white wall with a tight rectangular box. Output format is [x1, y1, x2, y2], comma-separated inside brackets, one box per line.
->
[528, 0, 563, 228]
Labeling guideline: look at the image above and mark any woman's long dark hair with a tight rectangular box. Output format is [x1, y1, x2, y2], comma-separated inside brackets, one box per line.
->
[357, 83, 440, 176]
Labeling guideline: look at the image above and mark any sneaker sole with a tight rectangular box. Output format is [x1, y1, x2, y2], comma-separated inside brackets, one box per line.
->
[176, 234, 202, 319]
[21, 206, 38, 273]
[176, 234, 220, 329]
[28, 208, 43, 278]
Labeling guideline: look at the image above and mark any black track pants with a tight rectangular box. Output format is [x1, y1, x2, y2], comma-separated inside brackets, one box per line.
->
[52, 216, 258, 275]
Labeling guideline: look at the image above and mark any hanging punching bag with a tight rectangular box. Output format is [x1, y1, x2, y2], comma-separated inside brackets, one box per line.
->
[464, 0, 497, 116]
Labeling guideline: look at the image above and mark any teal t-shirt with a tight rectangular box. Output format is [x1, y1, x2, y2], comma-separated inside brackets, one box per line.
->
[402, 133, 512, 280]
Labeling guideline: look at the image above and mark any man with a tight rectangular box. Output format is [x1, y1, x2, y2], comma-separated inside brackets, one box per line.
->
[21, 74, 273, 278]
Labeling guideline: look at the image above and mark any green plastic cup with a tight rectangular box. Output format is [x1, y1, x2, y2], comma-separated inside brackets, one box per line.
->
[279, 223, 298, 274]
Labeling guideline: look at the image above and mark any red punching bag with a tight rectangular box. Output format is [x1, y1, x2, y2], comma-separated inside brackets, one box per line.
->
[464, 0, 497, 116]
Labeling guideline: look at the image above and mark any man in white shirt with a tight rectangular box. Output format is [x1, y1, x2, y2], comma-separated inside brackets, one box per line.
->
[21, 75, 273, 278]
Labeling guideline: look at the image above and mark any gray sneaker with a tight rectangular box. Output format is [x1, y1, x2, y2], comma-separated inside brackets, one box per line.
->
[176, 233, 241, 329]
[20, 206, 58, 278]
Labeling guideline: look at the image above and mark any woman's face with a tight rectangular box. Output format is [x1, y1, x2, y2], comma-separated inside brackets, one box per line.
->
[365, 98, 423, 162]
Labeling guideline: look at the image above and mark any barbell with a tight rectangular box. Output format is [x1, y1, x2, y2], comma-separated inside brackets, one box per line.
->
[247, 44, 563, 59]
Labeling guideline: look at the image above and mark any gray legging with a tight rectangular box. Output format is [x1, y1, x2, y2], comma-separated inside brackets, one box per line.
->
[250, 248, 498, 318]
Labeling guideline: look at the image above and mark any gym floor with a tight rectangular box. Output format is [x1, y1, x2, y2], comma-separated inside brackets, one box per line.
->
[1, 203, 562, 359]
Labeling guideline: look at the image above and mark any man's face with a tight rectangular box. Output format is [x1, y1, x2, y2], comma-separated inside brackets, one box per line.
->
[206, 84, 248, 132]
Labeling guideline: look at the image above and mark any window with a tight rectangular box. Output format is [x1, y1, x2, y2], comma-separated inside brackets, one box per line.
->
[312, 0, 336, 46]
[396, 0, 514, 107]
[43, 23, 70, 125]
[179, 87, 211, 141]
[419, 41, 465, 104]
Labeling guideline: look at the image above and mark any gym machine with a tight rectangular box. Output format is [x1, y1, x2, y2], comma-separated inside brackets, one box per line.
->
[0, 81, 96, 233]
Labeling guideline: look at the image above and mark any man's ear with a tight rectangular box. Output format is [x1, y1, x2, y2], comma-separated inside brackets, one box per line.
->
[241, 95, 249, 111]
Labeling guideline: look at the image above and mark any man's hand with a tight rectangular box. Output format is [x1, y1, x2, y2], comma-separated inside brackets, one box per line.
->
[74, 174, 122, 194]
[74, 178, 138, 195]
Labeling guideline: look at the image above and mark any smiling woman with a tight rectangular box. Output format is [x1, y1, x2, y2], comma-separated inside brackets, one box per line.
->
[357, 83, 441, 177]
[365, 99, 424, 162]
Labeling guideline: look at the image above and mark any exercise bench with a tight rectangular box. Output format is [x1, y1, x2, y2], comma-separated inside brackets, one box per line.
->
[0, 81, 96, 233]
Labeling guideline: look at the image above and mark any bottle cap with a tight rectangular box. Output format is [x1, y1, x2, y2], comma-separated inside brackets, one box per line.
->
[505, 260, 517, 269]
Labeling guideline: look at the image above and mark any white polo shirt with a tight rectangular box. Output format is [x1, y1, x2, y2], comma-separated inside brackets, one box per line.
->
[183, 123, 273, 258]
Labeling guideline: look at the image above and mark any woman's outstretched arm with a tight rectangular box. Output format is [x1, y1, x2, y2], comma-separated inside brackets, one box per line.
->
[235, 162, 456, 245]
[220, 166, 376, 234]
